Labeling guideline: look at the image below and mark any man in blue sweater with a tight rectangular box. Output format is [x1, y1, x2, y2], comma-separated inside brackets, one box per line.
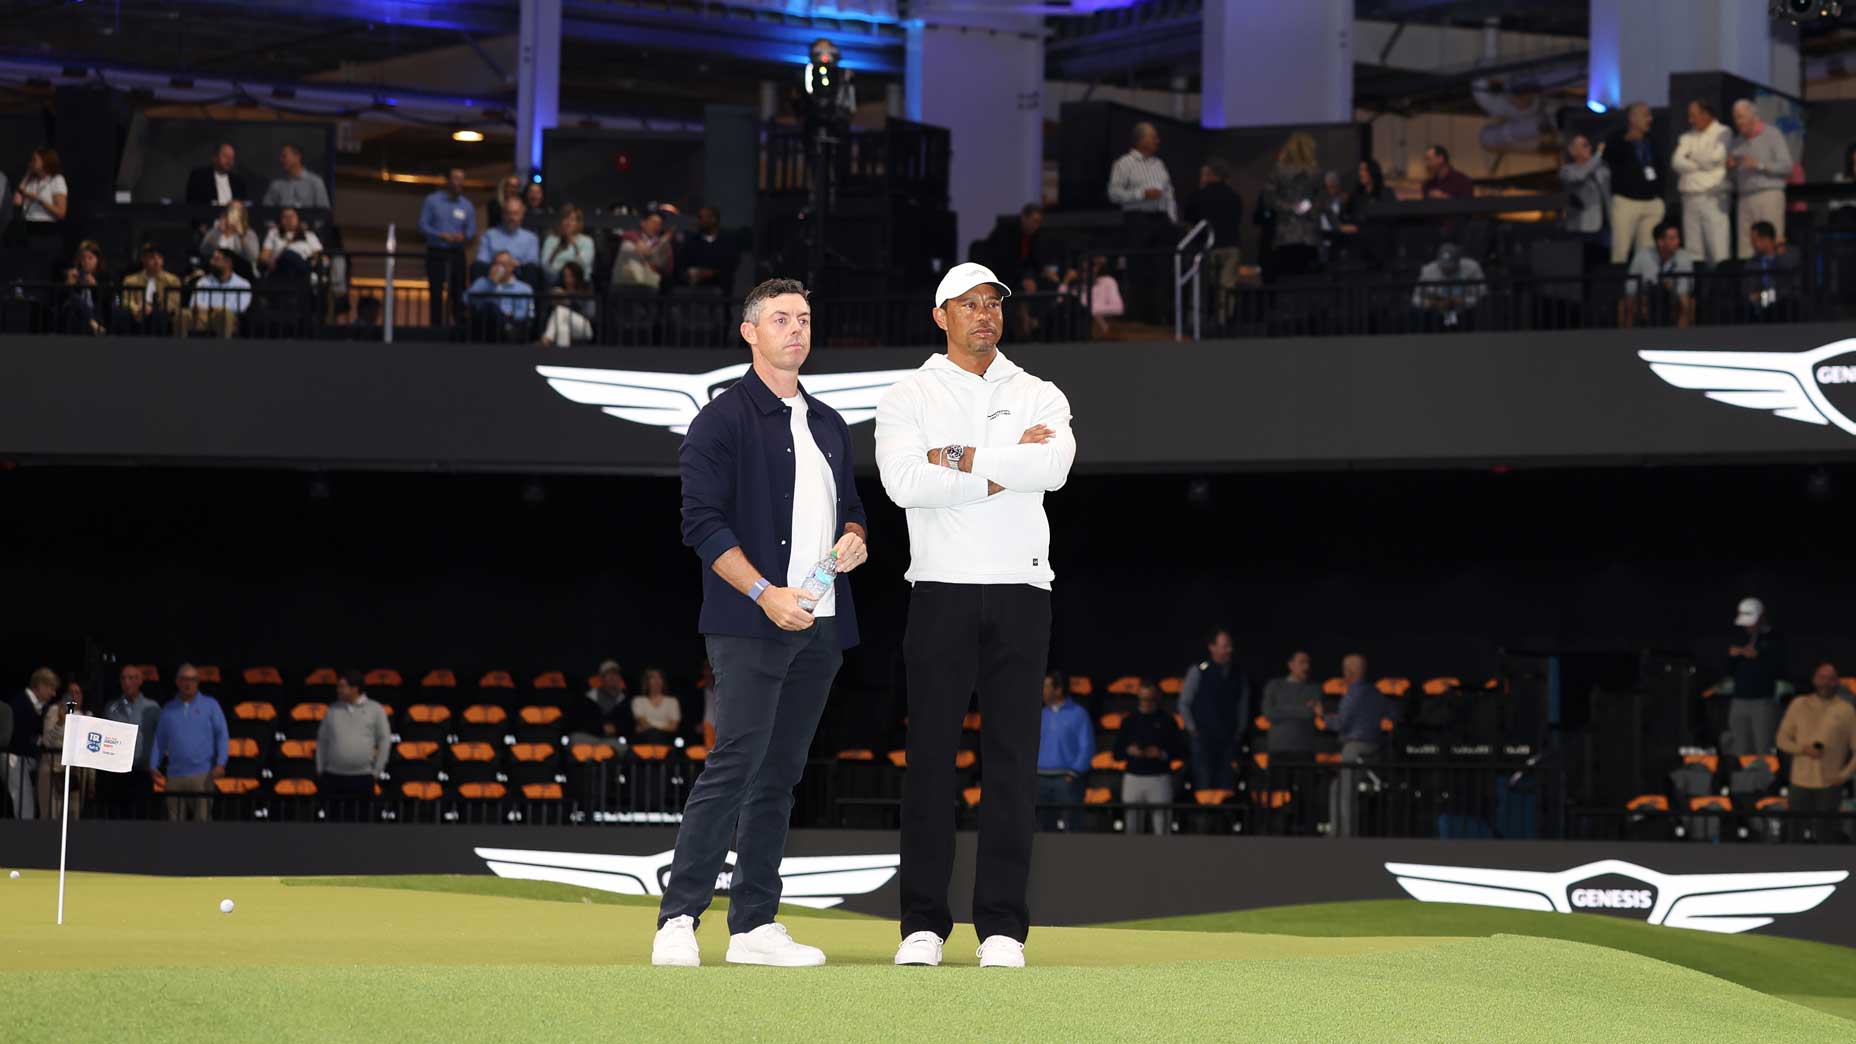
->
[1035, 671, 1094, 831]
[148, 664, 228, 822]
[1331, 654, 1387, 839]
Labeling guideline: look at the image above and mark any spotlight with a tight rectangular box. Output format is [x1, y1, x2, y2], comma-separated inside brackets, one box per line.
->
[1585, 99, 1608, 114]
[451, 129, 484, 142]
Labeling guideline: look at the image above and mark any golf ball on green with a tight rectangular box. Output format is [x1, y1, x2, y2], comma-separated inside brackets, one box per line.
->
[219, 898, 235, 913]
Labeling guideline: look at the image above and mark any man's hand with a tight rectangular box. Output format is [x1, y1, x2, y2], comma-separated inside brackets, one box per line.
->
[211, 765, 226, 780]
[759, 586, 816, 631]
[152, 770, 166, 789]
[1142, 187, 1163, 200]
[1020, 425, 1054, 445]
[1798, 746, 1821, 760]
[831, 530, 869, 573]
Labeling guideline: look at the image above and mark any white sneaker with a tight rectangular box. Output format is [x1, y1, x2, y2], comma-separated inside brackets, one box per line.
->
[725, 923, 826, 967]
[976, 935, 1025, 968]
[652, 915, 700, 967]
[894, 931, 945, 966]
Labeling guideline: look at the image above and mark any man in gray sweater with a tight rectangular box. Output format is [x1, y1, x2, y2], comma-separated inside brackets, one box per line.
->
[316, 669, 392, 818]
[1729, 99, 1792, 260]
[1262, 651, 1322, 757]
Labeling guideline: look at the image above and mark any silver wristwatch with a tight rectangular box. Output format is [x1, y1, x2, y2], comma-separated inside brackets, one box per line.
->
[941, 444, 965, 471]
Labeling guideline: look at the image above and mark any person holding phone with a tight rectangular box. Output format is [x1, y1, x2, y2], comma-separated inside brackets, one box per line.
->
[1776, 662, 1856, 844]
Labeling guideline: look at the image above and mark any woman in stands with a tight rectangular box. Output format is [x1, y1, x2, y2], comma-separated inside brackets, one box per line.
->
[258, 207, 324, 279]
[538, 260, 597, 346]
[12, 146, 68, 254]
[541, 205, 595, 286]
[630, 668, 682, 743]
[199, 200, 260, 276]
[612, 211, 674, 290]
[1263, 132, 1323, 280]
[61, 240, 108, 335]
[36, 677, 91, 820]
[491, 173, 524, 220]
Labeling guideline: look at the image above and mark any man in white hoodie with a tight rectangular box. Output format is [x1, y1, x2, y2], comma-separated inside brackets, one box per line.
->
[876, 262, 1077, 971]
[1671, 98, 1731, 265]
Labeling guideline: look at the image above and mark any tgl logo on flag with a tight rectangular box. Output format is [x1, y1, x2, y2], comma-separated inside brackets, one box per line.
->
[85, 732, 103, 754]
[61, 714, 138, 773]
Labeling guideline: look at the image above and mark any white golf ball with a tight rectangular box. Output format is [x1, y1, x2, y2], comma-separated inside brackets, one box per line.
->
[219, 898, 235, 914]
[7, 871, 18, 879]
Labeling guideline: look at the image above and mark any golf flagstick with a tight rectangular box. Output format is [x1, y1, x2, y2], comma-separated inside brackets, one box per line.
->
[57, 760, 71, 926]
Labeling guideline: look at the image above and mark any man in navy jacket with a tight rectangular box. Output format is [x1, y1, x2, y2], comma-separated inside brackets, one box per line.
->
[652, 277, 870, 969]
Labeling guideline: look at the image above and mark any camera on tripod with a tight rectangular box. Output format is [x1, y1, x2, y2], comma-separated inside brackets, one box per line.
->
[802, 37, 855, 134]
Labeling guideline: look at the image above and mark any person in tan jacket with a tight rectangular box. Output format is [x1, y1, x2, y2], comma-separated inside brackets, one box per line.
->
[1776, 662, 1856, 843]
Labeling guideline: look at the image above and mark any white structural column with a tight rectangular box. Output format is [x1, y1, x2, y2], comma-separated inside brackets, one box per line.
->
[1202, 0, 1351, 128]
[1589, 0, 1774, 109]
[517, 0, 562, 181]
[905, 3, 1043, 254]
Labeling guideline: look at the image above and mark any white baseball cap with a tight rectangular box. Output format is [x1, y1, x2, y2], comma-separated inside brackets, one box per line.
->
[1734, 597, 1764, 627]
[934, 262, 1012, 308]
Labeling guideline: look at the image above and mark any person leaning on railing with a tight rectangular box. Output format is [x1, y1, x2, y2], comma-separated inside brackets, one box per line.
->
[467, 249, 536, 341]
[539, 260, 596, 347]
[1622, 222, 1695, 330]
[179, 247, 254, 339]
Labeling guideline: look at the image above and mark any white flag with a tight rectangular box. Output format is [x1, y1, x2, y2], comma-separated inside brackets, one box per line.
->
[60, 713, 139, 774]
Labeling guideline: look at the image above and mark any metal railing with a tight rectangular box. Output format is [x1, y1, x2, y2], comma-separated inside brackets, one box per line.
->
[1173, 219, 1211, 343]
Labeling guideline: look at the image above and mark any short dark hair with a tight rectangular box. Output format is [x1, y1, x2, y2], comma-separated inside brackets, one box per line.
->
[1020, 202, 1043, 219]
[1206, 627, 1232, 646]
[1654, 221, 1680, 240]
[1136, 678, 1159, 693]
[211, 247, 235, 264]
[742, 277, 807, 324]
[1752, 220, 1778, 240]
[139, 242, 161, 257]
[1689, 98, 1715, 118]
[1427, 144, 1451, 164]
[280, 142, 302, 159]
[338, 669, 365, 691]
[1045, 670, 1068, 693]
[1205, 158, 1232, 181]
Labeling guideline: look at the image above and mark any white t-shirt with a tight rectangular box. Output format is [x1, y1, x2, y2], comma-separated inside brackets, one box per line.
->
[782, 394, 837, 617]
[21, 174, 66, 222]
[631, 695, 681, 733]
[213, 170, 233, 205]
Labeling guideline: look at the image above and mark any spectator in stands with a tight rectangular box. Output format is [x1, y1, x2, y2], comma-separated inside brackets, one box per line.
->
[6, 668, 57, 819]
[1623, 222, 1695, 329]
[1357, 157, 1393, 205]
[261, 144, 330, 210]
[180, 248, 253, 338]
[419, 167, 476, 326]
[985, 202, 1052, 300]
[1672, 99, 1732, 265]
[540, 261, 596, 347]
[1410, 243, 1486, 330]
[1108, 122, 1177, 323]
[101, 664, 160, 813]
[1345, 158, 1395, 267]
[569, 660, 628, 746]
[1605, 102, 1665, 265]
[523, 180, 547, 215]
[1116, 679, 1184, 835]
[1725, 597, 1788, 756]
[115, 243, 182, 336]
[38, 679, 87, 820]
[60, 240, 108, 335]
[1777, 662, 1856, 843]
[491, 174, 524, 223]
[259, 207, 323, 279]
[466, 249, 535, 338]
[1743, 221, 1800, 322]
[1189, 161, 1244, 315]
[315, 669, 391, 821]
[186, 143, 248, 206]
[1263, 133, 1323, 280]
[541, 204, 595, 286]
[1729, 99, 1792, 260]
[1558, 134, 1610, 247]
[1035, 671, 1094, 831]
[1421, 144, 1474, 200]
[479, 197, 541, 270]
[677, 205, 739, 291]
[1331, 653, 1385, 839]
[1069, 255, 1124, 335]
[13, 146, 69, 252]
[148, 663, 228, 822]
[630, 668, 682, 742]
[1179, 628, 1249, 793]
[199, 200, 259, 275]
[1262, 650, 1321, 757]
[614, 211, 674, 290]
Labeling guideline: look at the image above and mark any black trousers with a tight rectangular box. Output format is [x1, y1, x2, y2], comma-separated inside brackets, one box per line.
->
[900, 582, 1052, 943]
[1122, 211, 1177, 325]
[427, 247, 468, 326]
[659, 619, 841, 934]
[1789, 784, 1843, 844]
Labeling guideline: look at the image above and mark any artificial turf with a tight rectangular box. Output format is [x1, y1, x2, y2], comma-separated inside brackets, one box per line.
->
[3, 871, 1852, 1043]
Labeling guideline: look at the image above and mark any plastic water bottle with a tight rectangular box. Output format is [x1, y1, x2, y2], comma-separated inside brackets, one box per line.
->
[795, 550, 839, 611]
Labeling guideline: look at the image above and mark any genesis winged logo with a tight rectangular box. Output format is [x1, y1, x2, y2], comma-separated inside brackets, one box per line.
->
[1387, 859, 1846, 934]
[474, 846, 900, 910]
[536, 364, 913, 435]
[1638, 339, 1856, 437]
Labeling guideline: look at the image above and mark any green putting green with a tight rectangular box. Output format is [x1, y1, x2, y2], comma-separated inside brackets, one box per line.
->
[1, 871, 1850, 1043]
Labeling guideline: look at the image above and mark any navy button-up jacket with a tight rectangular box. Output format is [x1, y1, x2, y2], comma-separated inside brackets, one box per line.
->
[680, 365, 865, 649]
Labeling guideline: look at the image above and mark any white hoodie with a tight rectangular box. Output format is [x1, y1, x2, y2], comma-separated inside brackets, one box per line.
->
[1672, 120, 1731, 196]
[875, 351, 1076, 587]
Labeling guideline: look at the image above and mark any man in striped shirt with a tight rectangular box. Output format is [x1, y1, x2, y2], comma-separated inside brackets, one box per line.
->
[1107, 122, 1177, 323]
